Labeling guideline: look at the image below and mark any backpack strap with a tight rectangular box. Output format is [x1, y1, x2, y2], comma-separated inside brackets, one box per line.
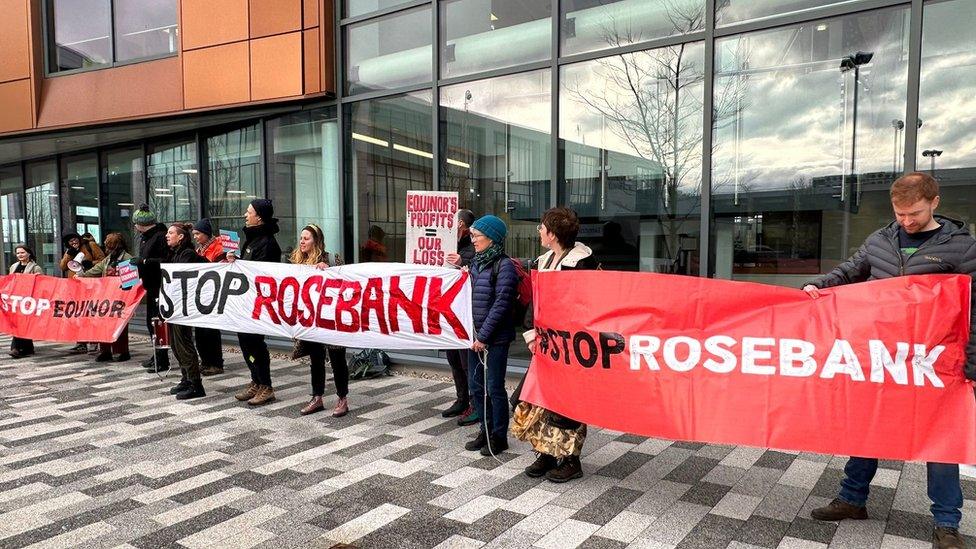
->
[489, 254, 509, 288]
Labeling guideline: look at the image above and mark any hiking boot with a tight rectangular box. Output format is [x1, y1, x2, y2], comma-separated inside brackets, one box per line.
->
[332, 397, 349, 417]
[247, 385, 276, 406]
[457, 406, 480, 426]
[235, 382, 259, 401]
[480, 436, 508, 456]
[200, 365, 224, 376]
[546, 456, 583, 483]
[176, 380, 206, 401]
[810, 498, 868, 521]
[933, 527, 966, 549]
[141, 357, 155, 369]
[95, 351, 113, 362]
[8, 350, 32, 359]
[301, 396, 324, 416]
[464, 431, 487, 452]
[169, 378, 192, 395]
[114, 353, 130, 362]
[525, 453, 558, 478]
[442, 399, 469, 418]
[69, 343, 88, 354]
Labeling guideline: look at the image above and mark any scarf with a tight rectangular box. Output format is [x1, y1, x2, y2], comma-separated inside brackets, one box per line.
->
[474, 242, 505, 269]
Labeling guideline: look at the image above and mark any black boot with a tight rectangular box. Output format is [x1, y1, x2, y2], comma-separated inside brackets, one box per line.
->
[442, 399, 469, 418]
[170, 371, 190, 395]
[95, 351, 113, 362]
[115, 353, 130, 362]
[480, 435, 508, 456]
[464, 431, 487, 452]
[525, 453, 558, 478]
[176, 379, 206, 400]
[545, 456, 583, 483]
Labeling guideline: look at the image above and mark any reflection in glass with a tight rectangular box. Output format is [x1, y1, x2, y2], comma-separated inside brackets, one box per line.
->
[716, 0, 854, 26]
[61, 154, 101, 244]
[345, 92, 433, 262]
[560, 0, 704, 57]
[267, 108, 340, 257]
[0, 167, 26, 272]
[25, 161, 61, 275]
[345, 7, 432, 94]
[440, 0, 551, 79]
[440, 70, 551, 262]
[113, 0, 178, 62]
[47, 0, 112, 72]
[711, 7, 910, 286]
[102, 147, 145, 248]
[207, 124, 262, 234]
[345, 0, 416, 19]
[560, 42, 704, 273]
[147, 140, 199, 225]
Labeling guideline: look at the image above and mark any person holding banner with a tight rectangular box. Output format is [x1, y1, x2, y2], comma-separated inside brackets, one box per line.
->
[512, 207, 598, 483]
[289, 224, 351, 417]
[78, 232, 132, 363]
[463, 215, 518, 456]
[59, 232, 105, 354]
[443, 209, 477, 422]
[227, 199, 282, 406]
[192, 218, 226, 376]
[803, 173, 975, 549]
[132, 205, 171, 372]
[7, 244, 43, 359]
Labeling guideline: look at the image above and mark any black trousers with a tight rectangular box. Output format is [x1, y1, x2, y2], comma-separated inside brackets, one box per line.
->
[307, 343, 349, 398]
[146, 291, 170, 367]
[171, 324, 200, 381]
[238, 332, 271, 387]
[194, 327, 224, 368]
[10, 337, 34, 354]
[446, 349, 469, 403]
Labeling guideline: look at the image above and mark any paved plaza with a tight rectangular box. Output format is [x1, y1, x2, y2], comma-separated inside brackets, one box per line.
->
[0, 336, 973, 549]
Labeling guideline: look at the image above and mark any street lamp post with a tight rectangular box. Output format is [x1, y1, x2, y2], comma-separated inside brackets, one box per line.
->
[839, 51, 873, 212]
[922, 149, 943, 175]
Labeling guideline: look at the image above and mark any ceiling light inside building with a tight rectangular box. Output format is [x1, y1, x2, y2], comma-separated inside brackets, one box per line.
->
[227, 190, 246, 194]
[352, 132, 389, 147]
[181, 169, 198, 174]
[393, 143, 433, 159]
[816, 24, 828, 31]
[447, 158, 470, 169]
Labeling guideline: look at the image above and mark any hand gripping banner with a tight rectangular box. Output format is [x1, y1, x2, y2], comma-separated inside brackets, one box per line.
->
[520, 271, 976, 463]
[159, 261, 473, 350]
[0, 274, 145, 343]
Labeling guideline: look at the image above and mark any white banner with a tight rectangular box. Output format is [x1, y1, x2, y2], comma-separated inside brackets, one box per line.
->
[406, 190, 458, 267]
[159, 261, 474, 349]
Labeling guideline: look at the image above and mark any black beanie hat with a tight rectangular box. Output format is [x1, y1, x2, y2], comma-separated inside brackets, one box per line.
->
[250, 199, 274, 222]
[193, 218, 213, 237]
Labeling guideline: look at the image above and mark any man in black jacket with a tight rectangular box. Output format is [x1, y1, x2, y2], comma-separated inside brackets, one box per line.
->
[132, 204, 170, 372]
[443, 209, 476, 420]
[804, 173, 975, 549]
[227, 199, 282, 406]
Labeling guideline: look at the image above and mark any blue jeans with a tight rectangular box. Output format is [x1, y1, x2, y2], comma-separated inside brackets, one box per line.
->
[839, 457, 962, 528]
[467, 343, 511, 439]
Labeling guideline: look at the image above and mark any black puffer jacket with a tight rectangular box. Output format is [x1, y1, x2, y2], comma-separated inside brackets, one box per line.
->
[240, 221, 281, 263]
[809, 215, 976, 381]
[137, 223, 168, 291]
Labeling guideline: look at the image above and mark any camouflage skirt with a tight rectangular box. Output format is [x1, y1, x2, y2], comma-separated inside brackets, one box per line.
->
[511, 401, 587, 459]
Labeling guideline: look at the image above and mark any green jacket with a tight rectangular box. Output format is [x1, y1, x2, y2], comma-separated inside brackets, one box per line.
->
[80, 251, 133, 278]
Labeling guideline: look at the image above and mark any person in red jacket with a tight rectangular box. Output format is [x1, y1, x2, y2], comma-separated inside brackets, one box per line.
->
[192, 218, 226, 376]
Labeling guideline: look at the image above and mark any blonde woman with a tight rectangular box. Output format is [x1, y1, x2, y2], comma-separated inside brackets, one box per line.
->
[291, 224, 350, 417]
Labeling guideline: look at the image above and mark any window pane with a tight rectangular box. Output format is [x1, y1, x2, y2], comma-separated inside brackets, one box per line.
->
[102, 147, 145, 249]
[345, 7, 432, 94]
[345, 91, 433, 262]
[440, 69, 550, 262]
[113, 0, 178, 62]
[344, 0, 417, 19]
[267, 108, 341, 257]
[711, 7, 910, 287]
[47, 0, 112, 72]
[207, 124, 263, 235]
[560, 42, 704, 274]
[0, 166, 26, 271]
[60, 154, 101, 245]
[147, 140, 199, 225]
[440, 0, 551, 79]
[25, 161, 61, 275]
[560, 0, 704, 57]
[716, 0, 860, 26]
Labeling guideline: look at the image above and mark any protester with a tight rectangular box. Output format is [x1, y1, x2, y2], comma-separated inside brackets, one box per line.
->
[290, 224, 350, 417]
[227, 199, 282, 406]
[132, 204, 170, 372]
[511, 207, 598, 482]
[60, 231, 105, 354]
[803, 172, 976, 549]
[443, 209, 477, 422]
[134, 223, 207, 400]
[360, 225, 387, 262]
[463, 215, 518, 456]
[7, 245, 43, 359]
[78, 232, 132, 363]
[192, 218, 226, 376]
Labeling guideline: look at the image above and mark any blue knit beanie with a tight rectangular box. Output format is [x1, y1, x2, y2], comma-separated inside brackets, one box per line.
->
[472, 215, 507, 244]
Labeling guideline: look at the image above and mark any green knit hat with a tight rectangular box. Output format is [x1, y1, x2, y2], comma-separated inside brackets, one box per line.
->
[132, 204, 157, 226]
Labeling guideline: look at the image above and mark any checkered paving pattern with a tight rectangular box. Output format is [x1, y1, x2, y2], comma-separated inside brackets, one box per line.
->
[0, 336, 973, 549]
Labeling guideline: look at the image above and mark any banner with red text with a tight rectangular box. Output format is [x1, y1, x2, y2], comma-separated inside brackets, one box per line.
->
[520, 271, 976, 463]
[0, 274, 145, 342]
[160, 261, 473, 349]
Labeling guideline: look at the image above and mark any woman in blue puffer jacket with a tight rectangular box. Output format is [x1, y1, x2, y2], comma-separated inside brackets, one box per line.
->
[464, 215, 519, 456]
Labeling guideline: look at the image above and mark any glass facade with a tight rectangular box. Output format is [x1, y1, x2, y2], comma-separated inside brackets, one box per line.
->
[147, 140, 199, 226]
[560, 0, 704, 57]
[61, 154, 101, 242]
[101, 147, 145, 248]
[25, 161, 60, 275]
[440, 0, 551, 79]
[0, 166, 25, 271]
[206, 124, 263, 234]
[344, 7, 432, 94]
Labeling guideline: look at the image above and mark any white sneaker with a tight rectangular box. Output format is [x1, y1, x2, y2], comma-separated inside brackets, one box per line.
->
[959, 464, 976, 478]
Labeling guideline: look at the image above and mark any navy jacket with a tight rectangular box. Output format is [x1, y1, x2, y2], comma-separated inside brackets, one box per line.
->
[470, 255, 518, 345]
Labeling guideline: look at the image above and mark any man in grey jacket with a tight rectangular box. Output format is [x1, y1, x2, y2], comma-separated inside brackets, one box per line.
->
[803, 172, 976, 549]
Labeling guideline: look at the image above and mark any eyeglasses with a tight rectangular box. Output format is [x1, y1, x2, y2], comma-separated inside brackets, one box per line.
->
[470, 232, 485, 240]
[536, 224, 545, 232]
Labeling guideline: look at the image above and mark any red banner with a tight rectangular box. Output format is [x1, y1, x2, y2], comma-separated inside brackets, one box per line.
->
[521, 271, 976, 463]
[0, 274, 145, 343]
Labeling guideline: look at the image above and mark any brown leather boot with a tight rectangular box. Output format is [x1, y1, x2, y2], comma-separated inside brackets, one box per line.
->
[301, 396, 324, 415]
[933, 527, 966, 549]
[235, 382, 259, 401]
[332, 397, 349, 417]
[248, 385, 276, 406]
[810, 498, 868, 521]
